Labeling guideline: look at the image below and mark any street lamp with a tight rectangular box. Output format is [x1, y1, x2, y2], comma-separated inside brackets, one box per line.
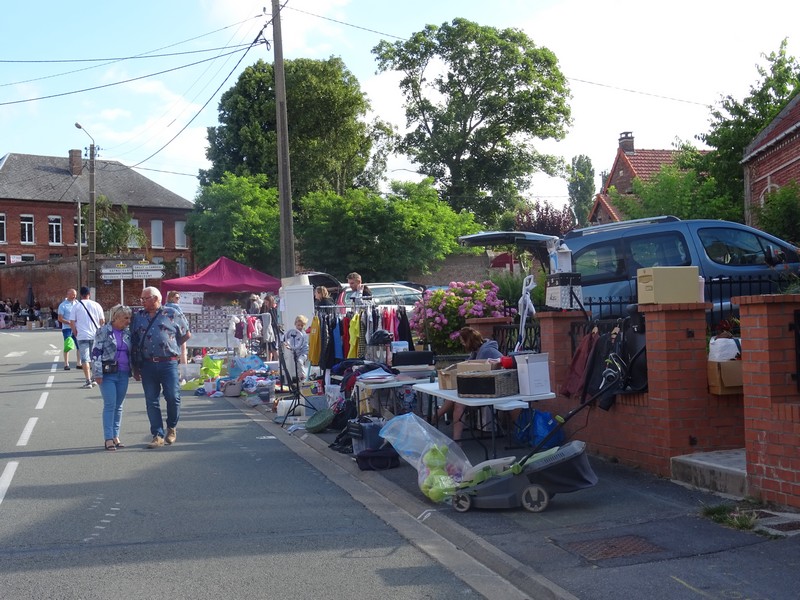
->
[74, 122, 96, 296]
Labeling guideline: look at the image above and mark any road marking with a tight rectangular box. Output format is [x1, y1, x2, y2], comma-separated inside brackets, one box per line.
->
[36, 392, 48, 410]
[0, 462, 19, 505]
[16, 417, 38, 446]
[45, 375, 54, 388]
[4, 351, 26, 358]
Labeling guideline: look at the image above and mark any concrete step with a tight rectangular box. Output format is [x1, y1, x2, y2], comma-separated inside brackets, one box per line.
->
[670, 448, 747, 498]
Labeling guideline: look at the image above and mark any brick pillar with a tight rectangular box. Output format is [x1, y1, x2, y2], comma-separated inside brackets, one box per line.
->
[638, 302, 710, 473]
[736, 294, 800, 508]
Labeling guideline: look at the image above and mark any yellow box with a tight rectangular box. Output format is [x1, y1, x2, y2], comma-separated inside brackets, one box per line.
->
[707, 360, 743, 395]
[637, 266, 699, 304]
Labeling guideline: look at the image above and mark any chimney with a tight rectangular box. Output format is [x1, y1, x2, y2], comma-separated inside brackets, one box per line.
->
[618, 131, 634, 154]
[69, 149, 83, 176]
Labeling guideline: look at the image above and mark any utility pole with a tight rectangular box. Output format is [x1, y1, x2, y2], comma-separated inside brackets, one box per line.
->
[272, 0, 295, 278]
[75, 122, 97, 296]
[76, 197, 82, 289]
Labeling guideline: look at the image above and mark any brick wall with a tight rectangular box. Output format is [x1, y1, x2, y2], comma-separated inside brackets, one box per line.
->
[536, 303, 744, 478]
[406, 252, 494, 286]
[736, 294, 800, 508]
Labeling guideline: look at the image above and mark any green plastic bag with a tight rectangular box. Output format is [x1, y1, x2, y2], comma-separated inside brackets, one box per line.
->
[200, 355, 223, 379]
[63, 336, 76, 353]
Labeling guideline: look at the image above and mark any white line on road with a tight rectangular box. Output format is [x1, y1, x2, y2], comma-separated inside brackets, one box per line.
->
[4, 351, 26, 357]
[0, 462, 19, 505]
[16, 418, 38, 446]
[36, 392, 48, 410]
[45, 375, 54, 388]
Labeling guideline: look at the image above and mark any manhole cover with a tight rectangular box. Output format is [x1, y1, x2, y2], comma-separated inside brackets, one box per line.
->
[566, 535, 662, 560]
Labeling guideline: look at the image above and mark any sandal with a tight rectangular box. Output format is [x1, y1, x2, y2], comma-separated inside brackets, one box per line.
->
[104, 440, 117, 451]
[113, 438, 125, 448]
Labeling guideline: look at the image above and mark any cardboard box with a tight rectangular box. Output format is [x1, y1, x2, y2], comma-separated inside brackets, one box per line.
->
[438, 364, 458, 389]
[456, 369, 519, 398]
[637, 266, 699, 304]
[707, 360, 743, 395]
[514, 352, 551, 395]
[456, 360, 498, 373]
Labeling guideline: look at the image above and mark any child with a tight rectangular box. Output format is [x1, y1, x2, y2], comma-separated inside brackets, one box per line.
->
[285, 314, 309, 381]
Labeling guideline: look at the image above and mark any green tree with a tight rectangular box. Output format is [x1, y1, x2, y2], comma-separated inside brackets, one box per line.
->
[568, 155, 595, 226]
[296, 179, 478, 281]
[610, 163, 738, 221]
[201, 57, 388, 200]
[91, 196, 147, 255]
[373, 18, 572, 225]
[696, 40, 800, 217]
[186, 173, 281, 273]
[753, 182, 800, 244]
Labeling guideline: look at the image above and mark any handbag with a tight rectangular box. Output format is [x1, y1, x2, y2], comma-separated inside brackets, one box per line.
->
[355, 445, 400, 471]
[102, 360, 119, 374]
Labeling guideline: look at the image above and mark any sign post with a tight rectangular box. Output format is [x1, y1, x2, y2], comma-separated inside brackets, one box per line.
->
[100, 263, 164, 305]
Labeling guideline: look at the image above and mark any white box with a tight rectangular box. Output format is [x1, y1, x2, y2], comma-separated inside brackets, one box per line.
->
[515, 352, 551, 395]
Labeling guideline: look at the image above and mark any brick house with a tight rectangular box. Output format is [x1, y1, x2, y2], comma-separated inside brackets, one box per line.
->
[588, 132, 679, 224]
[0, 150, 194, 271]
[742, 93, 800, 226]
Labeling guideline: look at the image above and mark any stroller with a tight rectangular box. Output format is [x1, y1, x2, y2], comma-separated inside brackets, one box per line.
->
[449, 358, 626, 513]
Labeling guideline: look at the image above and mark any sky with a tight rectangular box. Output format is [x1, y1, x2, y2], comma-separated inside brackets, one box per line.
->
[2, 0, 800, 208]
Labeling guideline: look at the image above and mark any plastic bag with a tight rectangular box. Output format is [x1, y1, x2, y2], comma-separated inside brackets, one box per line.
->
[63, 336, 76, 353]
[200, 355, 224, 379]
[709, 336, 741, 361]
[379, 414, 472, 502]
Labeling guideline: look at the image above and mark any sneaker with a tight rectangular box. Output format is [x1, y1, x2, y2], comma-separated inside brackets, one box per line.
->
[63, 365, 70, 371]
[91, 381, 98, 387]
[147, 435, 165, 449]
[165, 427, 177, 445]
[81, 381, 93, 389]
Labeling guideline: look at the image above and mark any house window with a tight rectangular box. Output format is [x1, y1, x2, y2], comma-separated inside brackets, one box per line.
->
[21, 254, 35, 262]
[0, 214, 6, 243]
[73, 217, 87, 245]
[175, 221, 187, 249]
[176, 256, 187, 277]
[0, 254, 6, 265]
[151, 220, 164, 248]
[128, 218, 140, 248]
[49, 253, 63, 259]
[48, 216, 63, 245]
[21, 215, 34, 244]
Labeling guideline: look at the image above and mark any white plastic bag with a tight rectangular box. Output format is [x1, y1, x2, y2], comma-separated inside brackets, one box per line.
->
[380, 413, 472, 502]
[709, 336, 741, 361]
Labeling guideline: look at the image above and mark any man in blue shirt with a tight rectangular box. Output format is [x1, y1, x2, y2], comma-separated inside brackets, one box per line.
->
[57, 288, 80, 370]
[131, 287, 191, 448]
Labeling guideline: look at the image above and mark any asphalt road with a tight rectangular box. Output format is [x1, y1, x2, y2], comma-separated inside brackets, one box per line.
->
[0, 329, 520, 600]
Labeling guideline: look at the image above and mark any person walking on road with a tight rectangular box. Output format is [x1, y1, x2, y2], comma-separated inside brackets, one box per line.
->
[91, 305, 133, 451]
[57, 288, 80, 370]
[164, 290, 188, 384]
[131, 287, 191, 449]
[71, 286, 105, 388]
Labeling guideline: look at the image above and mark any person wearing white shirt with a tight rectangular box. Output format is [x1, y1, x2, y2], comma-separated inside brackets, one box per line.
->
[70, 286, 106, 388]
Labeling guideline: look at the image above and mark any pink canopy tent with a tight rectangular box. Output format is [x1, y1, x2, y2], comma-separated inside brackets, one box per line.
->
[160, 256, 281, 293]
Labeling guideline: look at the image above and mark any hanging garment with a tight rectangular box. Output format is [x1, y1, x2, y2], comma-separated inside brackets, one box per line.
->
[560, 329, 599, 398]
[342, 315, 351, 359]
[347, 312, 361, 359]
[308, 314, 322, 366]
[333, 316, 345, 360]
[396, 308, 416, 351]
[358, 309, 370, 359]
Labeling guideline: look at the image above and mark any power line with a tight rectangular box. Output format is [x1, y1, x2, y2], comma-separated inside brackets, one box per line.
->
[285, 5, 405, 40]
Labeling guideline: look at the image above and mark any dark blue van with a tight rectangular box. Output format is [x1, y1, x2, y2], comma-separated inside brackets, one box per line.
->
[461, 216, 800, 318]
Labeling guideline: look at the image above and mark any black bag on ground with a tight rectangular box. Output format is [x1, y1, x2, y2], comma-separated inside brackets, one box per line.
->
[355, 445, 400, 471]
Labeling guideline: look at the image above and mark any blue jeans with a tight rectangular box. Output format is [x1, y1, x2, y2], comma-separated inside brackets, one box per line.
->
[140, 361, 181, 437]
[99, 370, 130, 440]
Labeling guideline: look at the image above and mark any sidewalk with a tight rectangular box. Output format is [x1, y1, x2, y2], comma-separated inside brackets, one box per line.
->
[250, 401, 800, 600]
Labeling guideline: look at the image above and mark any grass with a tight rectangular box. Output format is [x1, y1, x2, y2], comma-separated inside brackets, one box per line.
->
[701, 502, 759, 530]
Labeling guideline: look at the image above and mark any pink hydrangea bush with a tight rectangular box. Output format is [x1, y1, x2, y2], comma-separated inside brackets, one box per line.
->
[410, 280, 508, 354]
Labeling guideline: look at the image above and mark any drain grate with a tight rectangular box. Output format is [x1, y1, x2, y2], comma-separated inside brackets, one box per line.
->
[565, 535, 663, 560]
[765, 521, 800, 532]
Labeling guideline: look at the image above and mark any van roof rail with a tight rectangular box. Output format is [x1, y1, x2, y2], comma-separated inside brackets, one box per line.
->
[564, 215, 680, 238]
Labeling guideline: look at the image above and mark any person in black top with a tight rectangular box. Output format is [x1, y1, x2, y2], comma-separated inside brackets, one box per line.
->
[314, 286, 335, 308]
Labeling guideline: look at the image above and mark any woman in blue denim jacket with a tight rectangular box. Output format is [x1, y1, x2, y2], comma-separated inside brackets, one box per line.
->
[91, 304, 133, 451]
